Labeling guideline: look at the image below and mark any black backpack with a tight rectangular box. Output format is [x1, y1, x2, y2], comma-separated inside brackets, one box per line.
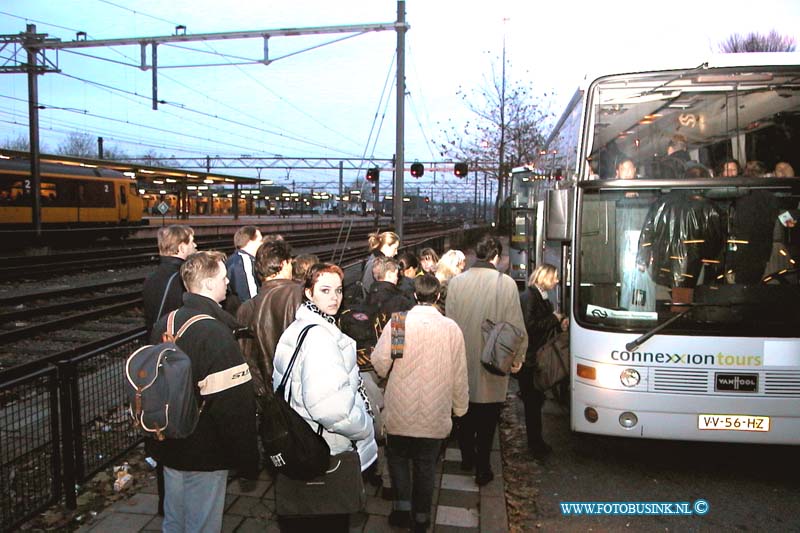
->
[125, 311, 213, 440]
[259, 324, 331, 480]
[338, 303, 384, 371]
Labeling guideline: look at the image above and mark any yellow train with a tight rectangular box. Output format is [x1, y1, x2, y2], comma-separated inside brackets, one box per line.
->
[0, 158, 144, 228]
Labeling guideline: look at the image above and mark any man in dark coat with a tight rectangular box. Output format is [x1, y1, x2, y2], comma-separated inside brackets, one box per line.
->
[367, 256, 415, 321]
[150, 251, 259, 533]
[142, 225, 196, 337]
[141, 224, 196, 516]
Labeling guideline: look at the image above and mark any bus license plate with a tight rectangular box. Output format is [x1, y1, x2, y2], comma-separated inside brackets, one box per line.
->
[698, 414, 770, 432]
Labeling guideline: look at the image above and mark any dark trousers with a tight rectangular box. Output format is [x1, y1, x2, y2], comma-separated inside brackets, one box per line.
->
[386, 434, 441, 525]
[456, 402, 503, 475]
[517, 367, 547, 451]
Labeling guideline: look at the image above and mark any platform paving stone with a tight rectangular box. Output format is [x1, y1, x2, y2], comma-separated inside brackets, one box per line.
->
[437, 488, 481, 508]
[435, 504, 480, 528]
[225, 495, 274, 518]
[72, 434, 509, 532]
[78, 511, 151, 532]
[434, 525, 480, 533]
[109, 493, 159, 514]
[440, 473, 480, 493]
[444, 448, 462, 462]
[225, 479, 271, 498]
[479, 494, 509, 533]
[236, 517, 281, 533]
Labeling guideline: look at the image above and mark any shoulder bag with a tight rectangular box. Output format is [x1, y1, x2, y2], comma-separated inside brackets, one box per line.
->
[275, 446, 366, 516]
[480, 274, 525, 376]
[259, 324, 331, 480]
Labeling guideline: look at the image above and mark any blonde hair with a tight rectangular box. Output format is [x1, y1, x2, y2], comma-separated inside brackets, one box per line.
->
[528, 263, 558, 289]
[181, 251, 226, 292]
[367, 231, 399, 252]
[157, 225, 194, 256]
[436, 250, 466, 282]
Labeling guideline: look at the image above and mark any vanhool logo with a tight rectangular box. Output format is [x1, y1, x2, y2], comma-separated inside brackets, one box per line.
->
[610, 350, 762, 367]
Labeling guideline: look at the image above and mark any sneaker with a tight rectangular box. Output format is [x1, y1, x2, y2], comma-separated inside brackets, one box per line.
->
[475, 470, 494, 486]
[388, 510, 411, 528]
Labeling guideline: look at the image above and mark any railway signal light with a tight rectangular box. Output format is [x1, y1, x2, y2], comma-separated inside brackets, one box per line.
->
[424, 196, 430, 203]
[454, 162, 468, 178]
[366, 167, 380, 182]
[410, 162, 424, 178]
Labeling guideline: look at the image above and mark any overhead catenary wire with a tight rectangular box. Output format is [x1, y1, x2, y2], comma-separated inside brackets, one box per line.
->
[92, 0, 368, 150]
[53, 72, 363, 157]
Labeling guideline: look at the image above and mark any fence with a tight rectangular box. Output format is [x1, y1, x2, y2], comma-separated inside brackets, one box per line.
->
[0, 330, 146, 533]
[0, 222, 490, 532]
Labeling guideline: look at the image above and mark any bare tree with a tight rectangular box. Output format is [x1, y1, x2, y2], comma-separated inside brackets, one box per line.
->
[1, 134, 32, 151]
[437, 55, 551, 219]
[56, 132, 96, 157]
[719, 31, 796, 53]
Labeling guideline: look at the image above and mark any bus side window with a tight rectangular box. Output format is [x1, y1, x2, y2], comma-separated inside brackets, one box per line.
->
[120, 185, 127, 205]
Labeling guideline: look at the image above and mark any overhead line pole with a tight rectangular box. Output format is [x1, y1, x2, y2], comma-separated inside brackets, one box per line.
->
[393, 0, 407, 241]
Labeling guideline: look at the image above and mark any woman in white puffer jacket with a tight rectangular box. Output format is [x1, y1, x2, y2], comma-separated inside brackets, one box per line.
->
[273, 262, 377, 472]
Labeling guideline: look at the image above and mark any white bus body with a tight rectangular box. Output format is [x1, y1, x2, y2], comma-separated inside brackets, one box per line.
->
[511, 53, 800, 444]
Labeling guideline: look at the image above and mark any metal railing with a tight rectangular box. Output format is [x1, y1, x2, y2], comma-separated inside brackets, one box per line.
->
[0, 222, 490, 532]
[0, 330, 146, 533]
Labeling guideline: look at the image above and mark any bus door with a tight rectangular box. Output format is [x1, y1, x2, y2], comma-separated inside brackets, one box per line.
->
[510, 207, 536, 283]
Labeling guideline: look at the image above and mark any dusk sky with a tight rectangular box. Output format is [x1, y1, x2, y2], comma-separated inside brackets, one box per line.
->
[2, 0, 800, 198]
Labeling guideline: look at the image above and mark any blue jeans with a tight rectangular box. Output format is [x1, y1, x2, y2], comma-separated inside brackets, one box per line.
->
[163, 467, 228, 533]
[386, 434, 441, 525]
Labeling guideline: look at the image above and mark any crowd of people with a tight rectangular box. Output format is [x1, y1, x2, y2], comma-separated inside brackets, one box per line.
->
[142, 226, 562, 532]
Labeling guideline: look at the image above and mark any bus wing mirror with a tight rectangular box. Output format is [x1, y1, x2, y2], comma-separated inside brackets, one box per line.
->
[546, 188, 573, 242]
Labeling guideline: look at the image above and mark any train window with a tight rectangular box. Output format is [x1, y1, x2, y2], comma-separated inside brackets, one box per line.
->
[0, 175, 31, 205]
[120, 185, 127, 205]
[41, 182, 57, 204]
[81, 180, 115, 207]
[44, 178, 80, 206]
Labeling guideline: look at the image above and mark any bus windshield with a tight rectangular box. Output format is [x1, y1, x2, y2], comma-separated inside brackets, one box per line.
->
[576, 181, 800, 337]
[585, 65, 800, 180]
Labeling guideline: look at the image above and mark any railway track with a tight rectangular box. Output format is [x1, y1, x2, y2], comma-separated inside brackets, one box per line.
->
[0, 222, 460, 371]
[0, 221, 449, 279]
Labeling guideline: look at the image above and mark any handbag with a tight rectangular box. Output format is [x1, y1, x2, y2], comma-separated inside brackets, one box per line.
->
[533, 331, 570, 392]
[259, 324, 331, 480]
[275, 449, 366, 516]
[480, 273, 525, 376]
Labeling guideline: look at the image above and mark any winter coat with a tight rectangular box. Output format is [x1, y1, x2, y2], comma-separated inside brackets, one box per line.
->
[142, 256, 185, 337]
[519, 286, 560, 365]
[445, 261, 528, 403]
[236, 278, 304, 396]
[372, 305, 469, 439]
[148, 293, 260, 478]
[636, 191, 724, 288]
[273, 304, 378, 471]
[367, 280, 415, 320]
[226, 250, 260, 304]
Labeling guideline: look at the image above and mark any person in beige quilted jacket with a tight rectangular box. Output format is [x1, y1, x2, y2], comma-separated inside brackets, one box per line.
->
[372, 274, 469, 532]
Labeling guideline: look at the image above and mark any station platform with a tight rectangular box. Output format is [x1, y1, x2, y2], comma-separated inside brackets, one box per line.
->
[76, 435, 508, 533]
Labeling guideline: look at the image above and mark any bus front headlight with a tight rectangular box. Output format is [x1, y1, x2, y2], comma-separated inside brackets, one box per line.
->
[620, 368, 641, 388]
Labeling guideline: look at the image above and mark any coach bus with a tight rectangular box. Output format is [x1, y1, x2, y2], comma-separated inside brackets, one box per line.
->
[510, 52, 800, 444]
